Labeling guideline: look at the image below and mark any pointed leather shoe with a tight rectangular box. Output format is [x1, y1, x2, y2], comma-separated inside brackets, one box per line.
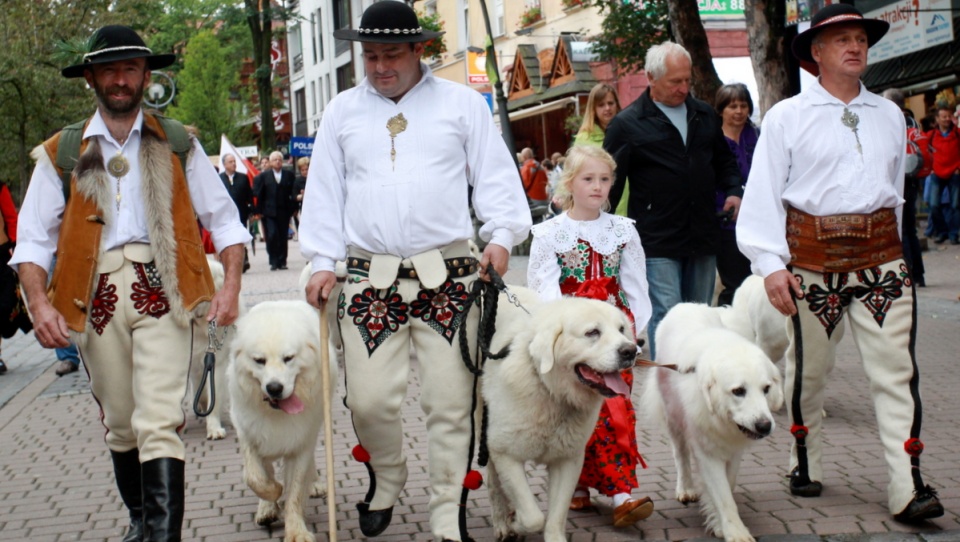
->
[357, 502, 393, 537]
[894, 488, 944, 524]
[613, 496, 654, 528]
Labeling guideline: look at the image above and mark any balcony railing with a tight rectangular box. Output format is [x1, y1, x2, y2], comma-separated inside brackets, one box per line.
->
[293, 53, 304, 74]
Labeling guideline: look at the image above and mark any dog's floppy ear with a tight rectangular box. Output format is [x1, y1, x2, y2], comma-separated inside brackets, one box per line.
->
[529, 319, 563, 374]
[698, 363, 723, 414]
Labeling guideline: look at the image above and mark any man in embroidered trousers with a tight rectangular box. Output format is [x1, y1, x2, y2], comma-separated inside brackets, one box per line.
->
[11, 26, 250, 542]
[300, 3, 531, 541]
[736, 4, 944, 523]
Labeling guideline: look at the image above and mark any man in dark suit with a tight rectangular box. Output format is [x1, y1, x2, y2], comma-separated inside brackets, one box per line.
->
[252, 151, 295, 270]
[220, 153, 254, 272]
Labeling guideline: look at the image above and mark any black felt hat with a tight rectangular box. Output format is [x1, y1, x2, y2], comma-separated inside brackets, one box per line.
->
[61, 25, 176, 78]
[792, 4, 889, 63]
[332, 1, 444, 43]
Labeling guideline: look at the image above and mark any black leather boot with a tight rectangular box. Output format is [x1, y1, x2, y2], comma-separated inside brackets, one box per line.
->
[110, 449, 143, 542]
[141, 458, 185, 542]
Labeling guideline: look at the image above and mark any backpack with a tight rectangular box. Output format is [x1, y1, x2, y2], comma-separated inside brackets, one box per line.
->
[54, 114, 191, 202]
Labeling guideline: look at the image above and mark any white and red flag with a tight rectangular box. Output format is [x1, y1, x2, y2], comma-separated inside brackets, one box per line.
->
[218, 134, 259, 186]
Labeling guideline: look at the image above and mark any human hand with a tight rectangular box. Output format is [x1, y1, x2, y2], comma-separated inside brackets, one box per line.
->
[29, 301, 71, 349]
[478, 243, 509, 282]
[305, 270, 338, 309]
[723, 196, 742, 222]
[763, 270, 802, 316]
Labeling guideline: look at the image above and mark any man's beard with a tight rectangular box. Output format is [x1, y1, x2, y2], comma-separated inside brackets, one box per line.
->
[93, 80, 145, 117]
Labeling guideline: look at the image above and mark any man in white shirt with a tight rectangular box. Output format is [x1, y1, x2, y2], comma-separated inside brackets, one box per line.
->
[11, 25, 249, 541]
[737, 4, 943, 523]
[301, 2, 530, 541]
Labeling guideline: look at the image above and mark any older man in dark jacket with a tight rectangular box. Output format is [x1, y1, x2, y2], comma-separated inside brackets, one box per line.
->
[605, 41, 742, 358]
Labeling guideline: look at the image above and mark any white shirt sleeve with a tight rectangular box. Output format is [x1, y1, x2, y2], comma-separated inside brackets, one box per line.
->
[8, 156, 65, 273]
[736, 106, 792, 277]
[465, 94, 532, 250]
[620, 230, 652, 333]
[300, 100, 348, 273]
[186, 138, 252, 252]
[526, 234, 562, 302]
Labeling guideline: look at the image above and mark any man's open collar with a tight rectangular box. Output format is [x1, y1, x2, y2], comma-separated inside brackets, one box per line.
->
[83, 108, 145, 144]
[805, 78, 879, 108]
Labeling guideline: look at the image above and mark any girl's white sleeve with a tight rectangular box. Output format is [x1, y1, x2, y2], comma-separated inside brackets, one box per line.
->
[620, 232, 652, 333]
[526, 235, 562, 302]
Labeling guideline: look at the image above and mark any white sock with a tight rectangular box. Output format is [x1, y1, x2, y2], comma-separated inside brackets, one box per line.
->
[613, 493, 632, 507]
[573, 487, 589, 498]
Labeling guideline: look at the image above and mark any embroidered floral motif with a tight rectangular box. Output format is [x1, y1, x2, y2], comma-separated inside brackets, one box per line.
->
[131, 263, 170, 319]
[898, 262, 913, 288]
[410, 280, 470, 344]
[90, 274, 118, 335]
[348, 284, 409, 356]
[337, 291, 347, 320]
[558, 241, 589, 283]
[853, 267, 903, 327]
[804, 272, 853, 338]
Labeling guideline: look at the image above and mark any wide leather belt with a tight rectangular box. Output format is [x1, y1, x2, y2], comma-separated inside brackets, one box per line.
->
[786, 207, 902, 273]
[347, 256, 478, 284]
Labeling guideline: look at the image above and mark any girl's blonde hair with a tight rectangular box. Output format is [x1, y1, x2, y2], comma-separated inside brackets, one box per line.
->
[577, 83, 621, 136]
[554, 146, 617, 212]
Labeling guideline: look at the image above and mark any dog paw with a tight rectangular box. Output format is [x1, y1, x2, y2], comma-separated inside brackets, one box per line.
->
[676, 491, 700, 504]
[250, 480, 283, 502]
[206, 425, 226, 440]
[255, 499, 281, 525]
[494, 528, 522, 542]
[723, 531, 755, 542]
[284, 530, 316, 542]
[310, 479, 326, 498]
[511, 510, 545, 534]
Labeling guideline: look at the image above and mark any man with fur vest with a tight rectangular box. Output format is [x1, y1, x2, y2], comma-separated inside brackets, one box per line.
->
[10, 25, 250, 541]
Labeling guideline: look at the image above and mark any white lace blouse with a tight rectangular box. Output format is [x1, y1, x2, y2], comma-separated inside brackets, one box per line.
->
[527, 212, 652, 332]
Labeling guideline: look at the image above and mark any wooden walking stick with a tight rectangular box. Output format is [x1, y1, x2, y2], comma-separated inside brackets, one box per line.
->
[319, 300, 338, 542]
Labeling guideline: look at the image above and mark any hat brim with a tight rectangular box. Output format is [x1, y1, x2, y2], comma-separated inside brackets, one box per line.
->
[62, 52, 176, 78]
[792, 19, 889, 62]
[332, 28, 444, 43]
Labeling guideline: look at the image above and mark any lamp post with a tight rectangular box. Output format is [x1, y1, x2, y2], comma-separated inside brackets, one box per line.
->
[476, 0, 517, 160]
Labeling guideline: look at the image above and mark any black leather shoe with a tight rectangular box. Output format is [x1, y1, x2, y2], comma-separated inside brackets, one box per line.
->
[356, 502, 393, 537]
[935, 234, 948, 244]
[894, 487, 944, 524]
[270, 266, 277, 271]
[0, 359, 7, 375]
[110, 449, 143, 542]
[142, 458, 185, 541]
[789, 468, 822, 497]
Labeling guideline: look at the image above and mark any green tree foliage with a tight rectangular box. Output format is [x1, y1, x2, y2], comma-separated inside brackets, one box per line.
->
[0, 0, 154, 202]
[582, 0, 670, 74]
[166, 31, 244, 154]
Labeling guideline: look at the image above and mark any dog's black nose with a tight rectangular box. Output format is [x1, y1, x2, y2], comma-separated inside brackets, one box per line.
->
[266, 382, 284, 398]
[618, 344, 636, 368]
[754, 419, 772, 437]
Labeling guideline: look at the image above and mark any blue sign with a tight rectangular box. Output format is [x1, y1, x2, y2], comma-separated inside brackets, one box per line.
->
[481, 92, 493, 113]
[289, 136, 315, 157]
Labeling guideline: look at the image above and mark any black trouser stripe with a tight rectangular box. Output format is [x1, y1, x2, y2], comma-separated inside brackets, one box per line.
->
[906, 278, 925, 492]
[790, 305, 811, 484]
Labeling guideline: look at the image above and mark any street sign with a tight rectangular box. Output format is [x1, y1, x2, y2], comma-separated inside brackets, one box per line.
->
[289, 136, 314, 157]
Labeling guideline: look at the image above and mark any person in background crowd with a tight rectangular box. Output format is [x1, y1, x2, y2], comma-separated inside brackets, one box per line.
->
[604, 41, 742, 359]
[0, 180, 21, 375]
[300, 2, 531, 540]
[714, 83, 759, 306]
[519, 147, 549, 205]
[925, 106, 960, 244]
[219, 153, 253, 273]
[737, 5, 943, 523]
[252, 151, 295, 271]
[293, 156, 309, 233]
[11, 25, 249, 540]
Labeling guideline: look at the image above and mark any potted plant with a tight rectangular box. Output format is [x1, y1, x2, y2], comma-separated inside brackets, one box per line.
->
[562, 0, 584, 9]
[418, 12, 447, 60]
[518, 5, 543, 27]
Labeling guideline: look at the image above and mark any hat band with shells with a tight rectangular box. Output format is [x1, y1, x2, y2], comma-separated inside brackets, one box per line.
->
[84, 45, 153, 62]
[358, 26, 424, 36]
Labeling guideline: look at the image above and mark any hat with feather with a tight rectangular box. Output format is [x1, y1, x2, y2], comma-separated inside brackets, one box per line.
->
[58, 25, 176, 79]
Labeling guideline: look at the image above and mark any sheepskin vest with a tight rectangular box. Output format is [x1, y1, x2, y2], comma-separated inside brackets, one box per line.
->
[36, 113, 215, 334]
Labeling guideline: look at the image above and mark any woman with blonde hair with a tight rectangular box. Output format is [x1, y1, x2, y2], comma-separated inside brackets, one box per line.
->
[576, 83, 621, 147]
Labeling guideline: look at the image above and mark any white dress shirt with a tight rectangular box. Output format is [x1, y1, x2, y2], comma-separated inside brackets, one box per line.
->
[11, 109, 251, 273]
[527, 212, 652, 332]
[736, 79, 906, 278]
[300, 63, 531, 273]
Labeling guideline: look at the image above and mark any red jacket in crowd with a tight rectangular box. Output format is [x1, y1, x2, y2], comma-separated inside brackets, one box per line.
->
[927, 125, 960, 180]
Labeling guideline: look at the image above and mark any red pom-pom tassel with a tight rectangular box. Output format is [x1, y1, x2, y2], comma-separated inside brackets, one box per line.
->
[352, 445, 371, 463]
[904, 438, 924, 457]
[790, 424, 809, 439]
[463, 470, 483, 490]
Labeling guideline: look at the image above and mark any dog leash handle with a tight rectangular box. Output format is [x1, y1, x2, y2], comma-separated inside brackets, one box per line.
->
[192, 320, 222, 417]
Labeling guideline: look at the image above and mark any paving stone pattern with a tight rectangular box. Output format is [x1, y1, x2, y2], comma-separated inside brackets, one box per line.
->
[1, 239, 959, 541]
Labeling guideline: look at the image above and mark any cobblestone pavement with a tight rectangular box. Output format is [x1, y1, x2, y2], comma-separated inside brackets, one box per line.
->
[1, 237, 959, 541]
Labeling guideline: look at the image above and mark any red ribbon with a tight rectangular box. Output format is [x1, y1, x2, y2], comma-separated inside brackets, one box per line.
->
[575, 277, 617, 302]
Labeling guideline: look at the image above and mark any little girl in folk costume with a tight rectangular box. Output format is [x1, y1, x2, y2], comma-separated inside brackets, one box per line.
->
[527, 145, 654, 526]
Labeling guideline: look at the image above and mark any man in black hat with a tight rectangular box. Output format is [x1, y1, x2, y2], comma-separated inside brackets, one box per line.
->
[301, 2, 531, 541]
[737, 4, 944, 523]
[10, 25, 250, 541]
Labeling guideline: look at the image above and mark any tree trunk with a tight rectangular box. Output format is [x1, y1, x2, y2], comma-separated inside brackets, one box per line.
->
[666, 0, 722, 106]
[245, 0, 276, 154]
[744, 0, 790, 118]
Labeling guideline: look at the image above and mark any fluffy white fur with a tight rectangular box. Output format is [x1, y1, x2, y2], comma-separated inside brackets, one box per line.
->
[228, 300, 339, 542]
[644, 302, 784, 542]
[482, 289, 638, 542]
